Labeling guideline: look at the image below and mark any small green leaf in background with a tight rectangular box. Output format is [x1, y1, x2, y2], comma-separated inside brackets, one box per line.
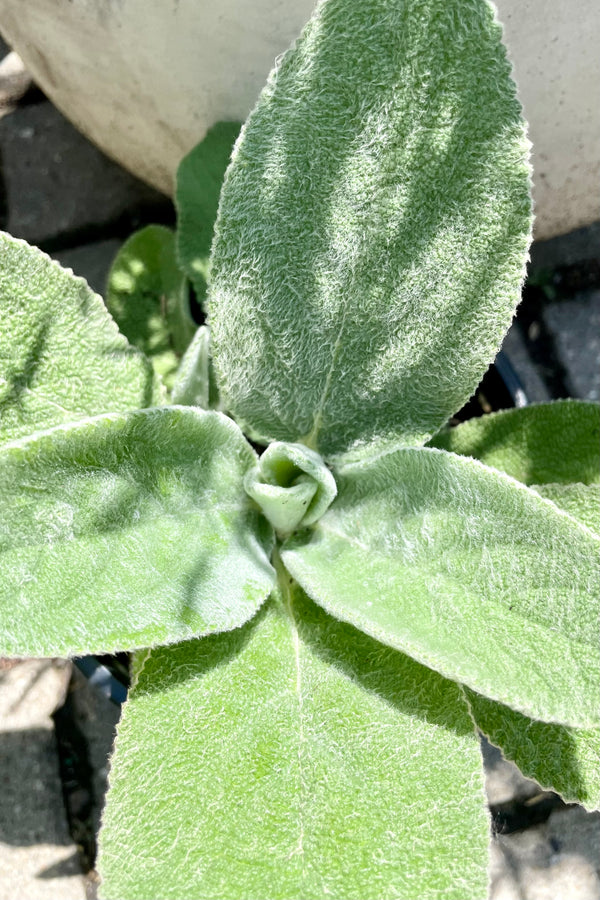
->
[175, 121, 242, 304]
[209, 0, 531, 459]
[0, 232, 163, 443]
[106, 225, 196, 389]
[465, 688, 600, 811]
[98, 579, 488, 900]
[283, 447, 600, 728]
[0, 407, 274, 657]
[171, 325, 220, 410]
[428, 400, 600, 485]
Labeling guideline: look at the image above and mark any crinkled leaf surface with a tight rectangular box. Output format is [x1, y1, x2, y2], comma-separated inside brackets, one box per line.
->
[429, 401, 600, 801]
[175, 121, 241, 304]
[0, 407, 274, 656]
[282, 448, 600, 727]
[428, 400, 600, 485]
[531, 482, 599, 534]
[266, 407, 600, 811]
[0, 232, 163, 443]
[171, 325, 220, 409]
[106, 225, 195, 389]
[465, 688, 600, 810]
[98, 579, 488, 900]
[209, 0, 531, 460]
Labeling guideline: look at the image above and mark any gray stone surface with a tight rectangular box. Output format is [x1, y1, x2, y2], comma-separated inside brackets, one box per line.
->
[530, 222, 600, 272]
[501, 323, 552, 404]
[543, 289, 600, 401]
[53, 239, 123, 297]
[0, 659, 87, 900]
[67, 667, 121, 851]
[0, 101, 166, 246]
[484, 739, 600, 900]
[490, 808, 600, 900]
[482, 739, 542, 807]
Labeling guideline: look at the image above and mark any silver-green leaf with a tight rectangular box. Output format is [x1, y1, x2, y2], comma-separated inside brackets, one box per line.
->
[210, 0, 531, 459]
[531, 482, 599, 534]
[171, 325, 220, 410]
[244, 441, 337, 535]
[175, 121, 241, 305]
[465, 688, 600, 810]
[0, 407, 275, 657]
[282, 447, 600, 727]
[429, 400, 600, 485]
[429, 400, 600, 801]
[98, 580, 489, 900]
[0, 232, 163, 444]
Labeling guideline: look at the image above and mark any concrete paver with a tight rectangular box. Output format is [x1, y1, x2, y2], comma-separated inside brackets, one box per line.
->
[53, 238, 123, 297]
[0, 660, 87, 900]
[543, 289, 600, 401]
[485, 740, 600, 900]
[0, 101, 167, 247]
[490, 808, 600, 900]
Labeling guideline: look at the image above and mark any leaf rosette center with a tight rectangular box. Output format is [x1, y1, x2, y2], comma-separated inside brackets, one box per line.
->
[244, 441, 337, 536]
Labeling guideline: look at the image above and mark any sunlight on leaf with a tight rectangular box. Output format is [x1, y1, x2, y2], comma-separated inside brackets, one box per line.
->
[429, 400, 600, 485]
[283, 447, 600, 728]
[0, 407, 274, 656]
[106, 225, 196, 389]
[98, 580, 488, 900]
[210, 0, 531, 458]
[465, 688, 600, 811]
[0, 232, 163, 443]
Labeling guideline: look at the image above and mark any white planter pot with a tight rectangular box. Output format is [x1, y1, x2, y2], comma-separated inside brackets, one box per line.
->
[0, 0, 597, 239]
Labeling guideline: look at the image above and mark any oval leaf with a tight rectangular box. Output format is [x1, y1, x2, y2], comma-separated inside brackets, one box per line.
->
[175, 121, 241, 305]
[0, 407, 274, 657]
[210, 0, 531, 459]
[106, 225, 196, 389]
[98, 583, 488, 900]
[0, 232, 163, 444]
[429, 400, 600, 485]
[282, 448, 600, 727]
[465, 688, 600, 810]
[532, 483, 599, 535]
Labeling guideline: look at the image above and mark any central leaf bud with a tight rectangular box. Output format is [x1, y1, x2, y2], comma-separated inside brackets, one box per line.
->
[244, 442, 337, 535]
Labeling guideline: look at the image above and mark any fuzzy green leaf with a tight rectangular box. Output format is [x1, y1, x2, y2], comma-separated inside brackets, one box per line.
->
[175, 121, 241, 304]
[209, 0, 531, 460]
[282, 447, 600, 727]
[98, 581, 488, 900]
[429, 401, 600, 799]
[531, 483, 599, 534]
[106, 225, 196, 389]
[0, 407, 274, 657]
[465, 688, 600, 810]
[428, 400, 600, 485]
[171, 325, 220, 409]
[0, 232, 163, 443]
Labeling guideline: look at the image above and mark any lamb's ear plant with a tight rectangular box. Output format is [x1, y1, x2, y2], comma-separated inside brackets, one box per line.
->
[0, 0, 598, 897]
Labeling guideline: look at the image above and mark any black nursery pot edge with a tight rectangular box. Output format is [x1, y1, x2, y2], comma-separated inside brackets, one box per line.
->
[74, 653, 130, 706]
